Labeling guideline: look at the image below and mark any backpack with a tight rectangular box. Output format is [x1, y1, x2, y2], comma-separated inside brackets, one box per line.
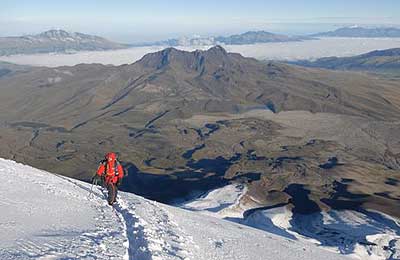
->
[101, 159, 121, 177]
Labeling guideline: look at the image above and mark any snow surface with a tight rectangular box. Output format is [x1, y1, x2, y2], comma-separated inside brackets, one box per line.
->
[1, 38, 400, 67]
[179, 184, 249, 218]
[179, 184, 400, 260]
[0, 158, 349, 260]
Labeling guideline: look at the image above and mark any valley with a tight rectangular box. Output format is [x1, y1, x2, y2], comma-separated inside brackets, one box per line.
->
[0, 46, 399, 218]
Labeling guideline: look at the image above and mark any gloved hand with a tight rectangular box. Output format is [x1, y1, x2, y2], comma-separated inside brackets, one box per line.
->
[117, 178, 122, 187]
[91, 175, 100, 183]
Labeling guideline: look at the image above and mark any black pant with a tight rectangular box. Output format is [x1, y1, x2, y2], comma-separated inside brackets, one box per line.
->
[106, 182, 118, 205]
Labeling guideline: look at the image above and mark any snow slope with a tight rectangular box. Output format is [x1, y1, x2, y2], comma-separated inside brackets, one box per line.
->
[179, 184, 249, 218]
[0, 158, 349, 260]
[179, 184, 400, 260]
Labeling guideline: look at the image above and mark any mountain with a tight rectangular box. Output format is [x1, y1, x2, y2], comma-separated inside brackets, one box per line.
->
[0, 158, 349, 260]
[1, 45, 399, 124]
[312, 26, 400, 38]
[290, 48, 400, 74]
[135, 31, 311, 47]
[0, 46, 400, 242]
[0, 29, 129, 56]
[215, 31, 311, 45]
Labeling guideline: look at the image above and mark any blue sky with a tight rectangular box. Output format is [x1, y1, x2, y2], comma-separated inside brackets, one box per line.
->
[1, 0, 399, 42]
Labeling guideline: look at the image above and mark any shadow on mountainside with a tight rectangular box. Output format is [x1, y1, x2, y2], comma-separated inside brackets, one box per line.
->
[284, 183, 400, 255]
[119, 155, 261, 204]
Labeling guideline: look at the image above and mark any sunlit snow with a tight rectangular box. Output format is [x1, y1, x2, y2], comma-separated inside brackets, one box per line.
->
[0, 158, 348, 260]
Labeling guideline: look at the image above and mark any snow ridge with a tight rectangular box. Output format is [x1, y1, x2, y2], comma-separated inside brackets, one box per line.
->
[180, 183, 400, 260]
[0, 161, 127, 259]
[42, 170, 195, 260]
[0, 158, 348, 260]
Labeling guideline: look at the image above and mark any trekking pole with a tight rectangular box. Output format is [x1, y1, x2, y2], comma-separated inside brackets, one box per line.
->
[88, 177, 98, 199]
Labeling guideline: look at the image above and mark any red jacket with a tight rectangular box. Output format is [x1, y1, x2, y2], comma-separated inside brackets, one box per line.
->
[97, 157, 124, 185]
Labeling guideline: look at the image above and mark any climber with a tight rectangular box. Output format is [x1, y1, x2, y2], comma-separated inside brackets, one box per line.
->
[93, 152, 124, 205]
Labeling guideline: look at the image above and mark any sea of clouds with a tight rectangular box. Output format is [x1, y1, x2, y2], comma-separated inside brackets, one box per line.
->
[1, 37, 400, 67]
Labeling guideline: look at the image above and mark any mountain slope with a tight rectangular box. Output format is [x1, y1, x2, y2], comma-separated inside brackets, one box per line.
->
[290, 48, 400, 74]
[215, 31, 311, 44]
[0, 158, 349, 260]
[312, 27, 400, 38]
[136, 31, 311, 47]
[0, 29, 128, 56]
[1, 46, 400, 126]
[0, 46, 400, 222]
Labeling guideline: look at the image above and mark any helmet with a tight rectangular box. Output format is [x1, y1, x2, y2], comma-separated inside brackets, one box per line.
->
[105, 152, 117, 161]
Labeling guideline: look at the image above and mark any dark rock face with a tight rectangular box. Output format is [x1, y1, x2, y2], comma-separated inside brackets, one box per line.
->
[138, 45, 231, 72]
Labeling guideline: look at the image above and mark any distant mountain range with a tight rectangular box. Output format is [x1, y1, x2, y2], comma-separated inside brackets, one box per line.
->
[0, 29, 129, 56]
[2, 27, 400, 56]
[290, 48, 400, 74]
[134, 27, 400, 47]
[215, 31, 312, 44]
[0, 30, 313, 55]
[312, 26, 400, 38]
[135, 31, 313, 47]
